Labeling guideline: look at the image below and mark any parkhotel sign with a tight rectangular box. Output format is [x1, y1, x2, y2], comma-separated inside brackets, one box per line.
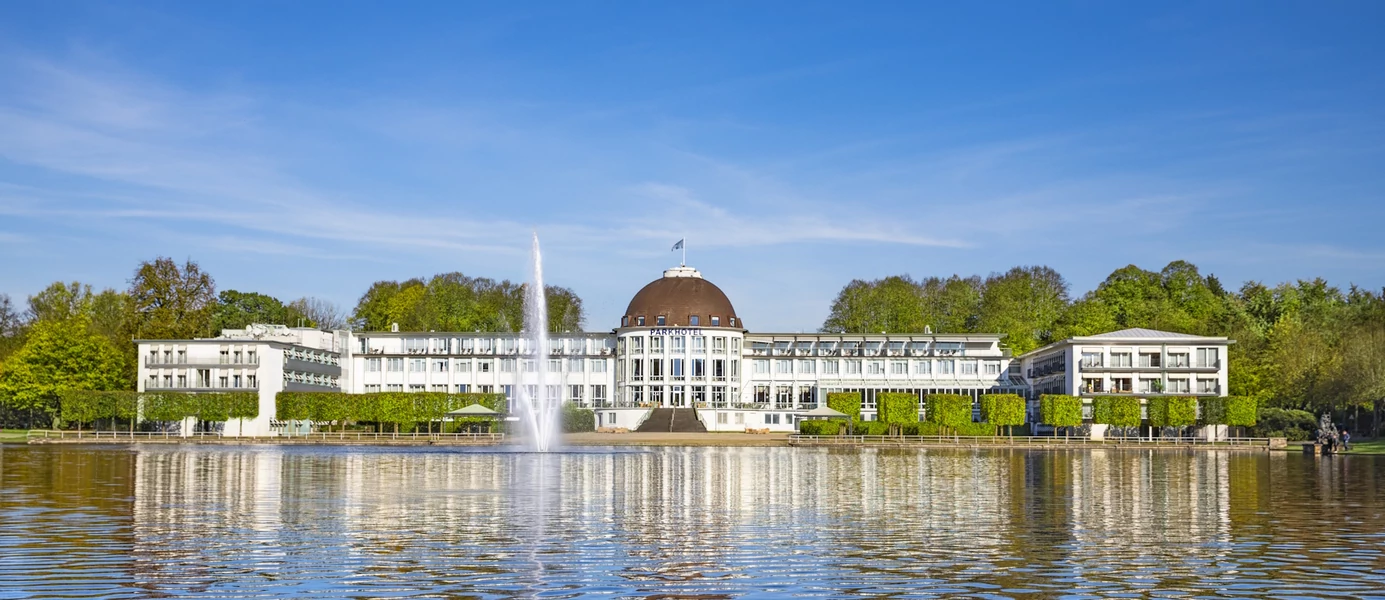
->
[648, 328, 702, 336]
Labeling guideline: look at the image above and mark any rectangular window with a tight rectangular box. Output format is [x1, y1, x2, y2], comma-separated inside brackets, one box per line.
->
[549, 359, 561, 372]
[637, 316, 645, 326]
[387, 358, 404, 371]
[431, 384, 447, 392]
[868, 361, 884, 375]
[692, 358, 706, 378]
[1081, 352, 1103, 368]
[218, 376, 228, 388]
[961, 361, 978, 375]
[775, 385, 792, 407]
[500, 359, 516, 372]
[434, 360, 449, 372]
[754, 360, 769, 374]
[409, 384, 425, 392]
[592, 385, 607, 405]
[478, 360, 492, 373]
[232, 374, 243, 388]
[776, 360, 792, 374]
[891, 361, 907, 375]
[523, 360, 537, 373]
[502, 384, 514, 399]
[247, 375, 256, 388]
[939, 360, 955, 375]
[387, 384, 403, 392]
[713, 337, 726, 352]
[717, 412, 728, 424]
[711, 386, 725, 407]
[1112, 377, 1132, 393]
[457, 361, 471, 373]
[671, 359, 685, 379]
[1139, 378, 1159, 394]
[592, 360, 607, 373]
[915, 361, 931, 375]
[1110, 353, 1132, 368]
[630, 337, 644, 353]
[735, 412, 744, 425]
[985, 362, 1001, 375]
[690, 315, 699, 326]
[1168, 379, 1190, 393]
[692, 385, 706, 405]
[1196, 348, 1217, 368]
[657, 316, 666, 326]
[671, 337, 686, 353]
[455, 384, 469, 393]
[365, 384, 381, 393]
[754, 385, 770, 403]
[846, 360, 862, 375]
[1083, 378, 1104, 393]
[1198, 379, 1218, 394]
[1138, 352, 1161, 368]
[823, 360, 840, 375]
[651, 359, 664, 378]
[691, 336, 705, 353]
[798, 359, 815, 374]
[1168, 353, 1189, 368]
[651, 337, 665, 353]
[569, 385, 585, 403]
[367, 358, 382, 372]
[568, 358, 584, 372]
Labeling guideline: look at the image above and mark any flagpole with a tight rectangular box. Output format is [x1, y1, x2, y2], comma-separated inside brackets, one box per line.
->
[682, 236, 687, 267]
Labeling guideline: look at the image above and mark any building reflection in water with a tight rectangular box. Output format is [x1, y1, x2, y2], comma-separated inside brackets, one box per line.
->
[3, 444, 1382, 598]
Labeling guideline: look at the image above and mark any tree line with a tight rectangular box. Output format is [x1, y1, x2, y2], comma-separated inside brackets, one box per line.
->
[822, 261, 1385, 432]
[0, 257, 585, 428]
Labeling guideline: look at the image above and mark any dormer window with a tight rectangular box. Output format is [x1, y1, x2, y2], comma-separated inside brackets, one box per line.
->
[689, 315, 699, 326]
[711, 316, 720, 326]
[622, 316, 629, 327]
[657, 316, 667, 326]
[729, 317, 737, 327]
[637, 316, 645, 326]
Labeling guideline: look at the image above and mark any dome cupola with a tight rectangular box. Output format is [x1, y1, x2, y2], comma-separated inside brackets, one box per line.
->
[621, 267, 741, 329]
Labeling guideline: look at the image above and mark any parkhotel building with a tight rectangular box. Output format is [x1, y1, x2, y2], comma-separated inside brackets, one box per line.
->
[136, 265, 1231, 436]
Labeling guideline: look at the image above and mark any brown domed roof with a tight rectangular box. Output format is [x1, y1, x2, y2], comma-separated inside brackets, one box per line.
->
[622, 267, 741, 329]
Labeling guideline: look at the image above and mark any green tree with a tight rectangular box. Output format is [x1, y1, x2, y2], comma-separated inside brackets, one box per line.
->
[925, 393, 973, 437]
[1040, 394, 1082, 439]
[0, 317, 126, 427]
[877, 392, 920, 430]
[27, 281, 93, 322]
[979, 393, 1026, 436]
[213, 290, 304, 330]
[129, 257, 217, 339]
[975, 266, 1069, 354]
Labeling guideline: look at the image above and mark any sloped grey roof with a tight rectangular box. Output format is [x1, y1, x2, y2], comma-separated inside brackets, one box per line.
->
[1084, 328, 1204, 339]
[798, 406, 850, 418]
[447, 403, 498, 416]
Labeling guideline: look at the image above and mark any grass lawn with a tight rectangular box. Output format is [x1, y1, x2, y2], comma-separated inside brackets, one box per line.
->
[0, 429, 29, 443]
[1345, 437, 1385, 455]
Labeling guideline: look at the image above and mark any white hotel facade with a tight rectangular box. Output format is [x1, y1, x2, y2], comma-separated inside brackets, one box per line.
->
[136, 265, 1231, 435]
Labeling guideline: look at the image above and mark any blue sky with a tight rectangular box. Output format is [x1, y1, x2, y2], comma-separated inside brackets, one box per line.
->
[1, 2, 1382, 331]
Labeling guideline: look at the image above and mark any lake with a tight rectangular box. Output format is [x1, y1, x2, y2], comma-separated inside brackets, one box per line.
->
[1, 444, 1382, 598]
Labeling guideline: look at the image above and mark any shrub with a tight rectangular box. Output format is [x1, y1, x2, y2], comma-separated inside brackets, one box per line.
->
[1039, 395, 1082, 435]
[1146, 397, 1169, 428]
[878, 392, 920, 426]
[799, 420, 842, 435]
[827, 392, 862, 421]
[979, 394, 1026, 435]
[275, 391, 507, 431]
[926, 394, 973, 436]
[854, 420, 891, 435]
[561, 402, 595, 432]
[1252, 407, 1315, 439]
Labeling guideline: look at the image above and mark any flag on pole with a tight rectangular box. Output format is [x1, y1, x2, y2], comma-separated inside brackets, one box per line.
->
[671, 239, 684, 251]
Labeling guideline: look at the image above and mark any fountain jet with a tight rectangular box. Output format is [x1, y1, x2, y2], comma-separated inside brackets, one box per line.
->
[514, 232, 560, 452]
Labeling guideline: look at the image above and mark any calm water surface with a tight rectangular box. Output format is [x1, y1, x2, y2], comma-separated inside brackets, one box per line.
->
[1, 444, 1383, 599]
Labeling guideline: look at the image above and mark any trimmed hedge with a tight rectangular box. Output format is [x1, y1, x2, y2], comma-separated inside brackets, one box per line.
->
[1091, 396, 1140, 428]
[1168, 397, 1198, 427]
[1146, 396, 1168, 428]
[141, 391, 259, 423]
[1200, 397, 1227, 426]
[878, 392, 920, 425]
[276, 392, 507, 432]
[1039, 394, 1082, 429]
[827, 392, 862, 421]
[799, 420, 842, 435]
[58, 390, 139, 430]
[854, 421, 891, 436]
[979, 393, 1026, 435]
[925, 393, 973, 436]
[1227, 396, 1258, 427]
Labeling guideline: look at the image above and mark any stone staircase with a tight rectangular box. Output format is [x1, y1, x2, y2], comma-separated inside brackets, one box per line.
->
[634, 408, 707, 433]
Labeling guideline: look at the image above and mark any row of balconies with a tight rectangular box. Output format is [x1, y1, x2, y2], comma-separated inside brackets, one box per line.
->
[746, 348, 971, 358]
[627, 375, 730, 382]
[1078, 360, 1221, 371]
[369, 347, 615, 356]
[143, 381, 259, 391]
[145, 356, 261, 367]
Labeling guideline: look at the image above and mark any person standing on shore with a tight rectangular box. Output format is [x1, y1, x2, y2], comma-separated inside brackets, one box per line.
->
[1342, 429, 1351, 451]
